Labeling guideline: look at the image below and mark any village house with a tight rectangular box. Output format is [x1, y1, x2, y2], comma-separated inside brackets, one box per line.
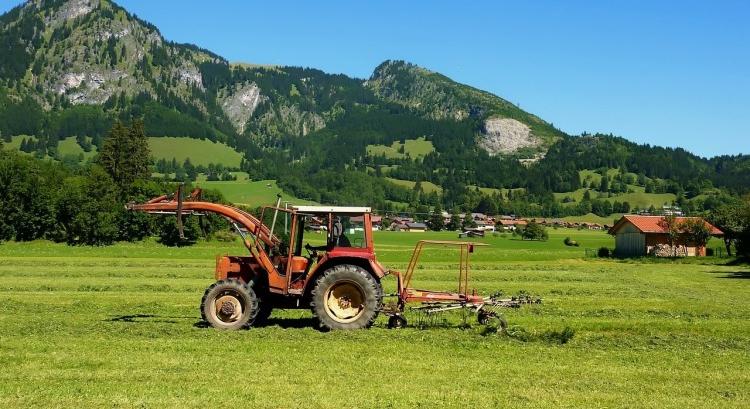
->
[351, 215, 382, 230]
[474, 220, 495, 232]
[608, 215, 723, 257]
[497, 219, 527, 231]
[392, 222, 427, 232]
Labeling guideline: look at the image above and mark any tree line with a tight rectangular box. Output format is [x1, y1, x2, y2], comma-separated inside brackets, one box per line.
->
[0, 120, 226, 246]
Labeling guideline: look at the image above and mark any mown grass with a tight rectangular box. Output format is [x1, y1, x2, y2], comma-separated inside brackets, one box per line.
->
[0, 230, 748, 408]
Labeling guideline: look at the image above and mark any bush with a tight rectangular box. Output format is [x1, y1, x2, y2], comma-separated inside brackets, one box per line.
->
[598, 247, 611, 258]
[563, 237, 580, 247]
[520, 220, 548, 241]
[706, 247, 715, 257]
[158, 216, 200, 247]
[214, 230, 236, 242]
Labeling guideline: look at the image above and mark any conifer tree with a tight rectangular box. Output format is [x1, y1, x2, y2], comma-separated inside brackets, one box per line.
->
[97, 120, 151, 193]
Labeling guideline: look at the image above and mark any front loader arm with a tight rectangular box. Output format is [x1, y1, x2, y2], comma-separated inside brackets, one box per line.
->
[126, 188, 279, 247]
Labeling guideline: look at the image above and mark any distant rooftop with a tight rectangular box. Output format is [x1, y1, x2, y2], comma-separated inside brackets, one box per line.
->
[292, 205, 371, 214]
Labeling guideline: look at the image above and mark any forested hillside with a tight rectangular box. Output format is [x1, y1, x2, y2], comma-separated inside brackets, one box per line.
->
[1, 0, 748, 222]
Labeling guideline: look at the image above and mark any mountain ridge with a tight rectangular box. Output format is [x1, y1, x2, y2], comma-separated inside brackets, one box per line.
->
[1, 0, 748, 215]
[0, 0, 563, 158]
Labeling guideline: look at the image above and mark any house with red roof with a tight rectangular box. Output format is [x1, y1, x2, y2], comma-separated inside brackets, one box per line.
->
[608, 215, 723, 257]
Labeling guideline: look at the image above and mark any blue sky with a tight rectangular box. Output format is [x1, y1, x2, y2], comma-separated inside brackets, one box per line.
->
[2, 0, 748, 157]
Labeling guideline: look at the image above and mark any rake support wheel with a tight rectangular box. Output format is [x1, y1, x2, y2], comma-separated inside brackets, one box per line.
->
[478, 309, 508, 330]
[388, 315, 407, 329]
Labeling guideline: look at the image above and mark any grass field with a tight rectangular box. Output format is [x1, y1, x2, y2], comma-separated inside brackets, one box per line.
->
[385, 177, 443, 194]
[468, 185, 526, 197]
[197, 179, 317, 207]
[148, 137, 243, 168]
[366, 137, 435, 159]
[554, 188, 677, 209]
[57, 136, 98, 160]
[0, 228, 748, 408]
[561, 213, 623, 225]
[2, 135, 36, 151]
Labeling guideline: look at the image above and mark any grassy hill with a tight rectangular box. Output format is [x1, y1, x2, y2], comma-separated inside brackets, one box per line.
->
[554, 188, 676, 209]
[57, 136, 97, 160]
[148, 137, 243, 168]
[197, 179, 317, 207]
[4, 135, 244, 169]
[4, 135, 98, 161]
[561, 213, 623, 225]
[366, 137, 435, 159]
[386, 177, 443, 194]
[468, 185, 526, 197]
[553, 169, 676, 210]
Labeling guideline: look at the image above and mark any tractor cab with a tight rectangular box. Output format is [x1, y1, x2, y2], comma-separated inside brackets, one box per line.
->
[256, 205, 379, 295]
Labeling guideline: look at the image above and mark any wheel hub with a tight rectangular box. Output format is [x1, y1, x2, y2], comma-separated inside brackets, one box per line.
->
[220, 300, 236, 315]
[214, 294, 243, 323]
[324, 281, 365, 323]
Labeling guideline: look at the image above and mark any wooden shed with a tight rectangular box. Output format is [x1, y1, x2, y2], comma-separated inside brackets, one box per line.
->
[608, 215, 723, 257]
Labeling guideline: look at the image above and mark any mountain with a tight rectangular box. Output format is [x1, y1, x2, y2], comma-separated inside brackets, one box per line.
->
[367, 60, 564, 156]
[0, 0, 560, 157]
[0, 0, 747, 217]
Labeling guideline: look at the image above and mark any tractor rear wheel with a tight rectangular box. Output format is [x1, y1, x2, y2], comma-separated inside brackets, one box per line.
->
[311, 264, 381, 330]
[200, 280, 259, 330]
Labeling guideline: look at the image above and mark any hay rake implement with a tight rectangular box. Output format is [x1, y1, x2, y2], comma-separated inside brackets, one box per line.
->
[384, 240, 541, 330]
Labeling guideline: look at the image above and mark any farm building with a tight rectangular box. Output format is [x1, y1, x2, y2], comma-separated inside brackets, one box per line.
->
[352, 215, 382, 230]
[497, 219, 527, 231]
[608, 215, 723, 257]
[392, 222, 428, 232]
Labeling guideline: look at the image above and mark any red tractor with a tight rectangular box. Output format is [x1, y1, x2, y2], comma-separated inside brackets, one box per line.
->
[128, 187, 537, 330]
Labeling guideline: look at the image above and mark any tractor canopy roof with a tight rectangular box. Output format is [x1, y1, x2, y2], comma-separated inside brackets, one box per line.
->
[291, 205, 371, 215]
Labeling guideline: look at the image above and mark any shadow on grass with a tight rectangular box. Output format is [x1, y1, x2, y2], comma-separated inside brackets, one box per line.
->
[724, 257, 750, 266]
[716, 271, 750, 279]
[260, 317, 318, 329]
[109, 314, 194, 323]
[192, 316, 319, 330]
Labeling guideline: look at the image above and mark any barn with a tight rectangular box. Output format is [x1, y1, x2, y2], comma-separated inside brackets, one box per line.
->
[609, 215, 723, 257]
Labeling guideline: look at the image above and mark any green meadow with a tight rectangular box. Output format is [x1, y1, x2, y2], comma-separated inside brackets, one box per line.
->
[148, 137, 243, 168]
[366, 136, 435, 159]
[0, 228, 747, 408]
[196, 179, 317, 207]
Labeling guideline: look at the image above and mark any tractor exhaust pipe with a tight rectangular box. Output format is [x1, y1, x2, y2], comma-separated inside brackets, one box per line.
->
[269, 193, 282, 240]
[176, 183, 185, 239]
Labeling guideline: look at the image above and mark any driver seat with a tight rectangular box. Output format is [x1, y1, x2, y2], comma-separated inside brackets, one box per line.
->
[289, 256, 309, 274]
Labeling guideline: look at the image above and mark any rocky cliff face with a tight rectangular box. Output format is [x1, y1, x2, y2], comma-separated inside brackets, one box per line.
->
[478, 117, 541, 155]
[4, 0, 218, 110]
[218, 82, 264, 134]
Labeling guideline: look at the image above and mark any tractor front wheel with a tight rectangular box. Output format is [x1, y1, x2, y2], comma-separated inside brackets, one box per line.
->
[311, 264, 381, 330]
[200, 280, 259, 330]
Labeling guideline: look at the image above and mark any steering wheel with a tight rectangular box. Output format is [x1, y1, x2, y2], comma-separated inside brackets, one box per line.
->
[304, 243, 318, 258]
